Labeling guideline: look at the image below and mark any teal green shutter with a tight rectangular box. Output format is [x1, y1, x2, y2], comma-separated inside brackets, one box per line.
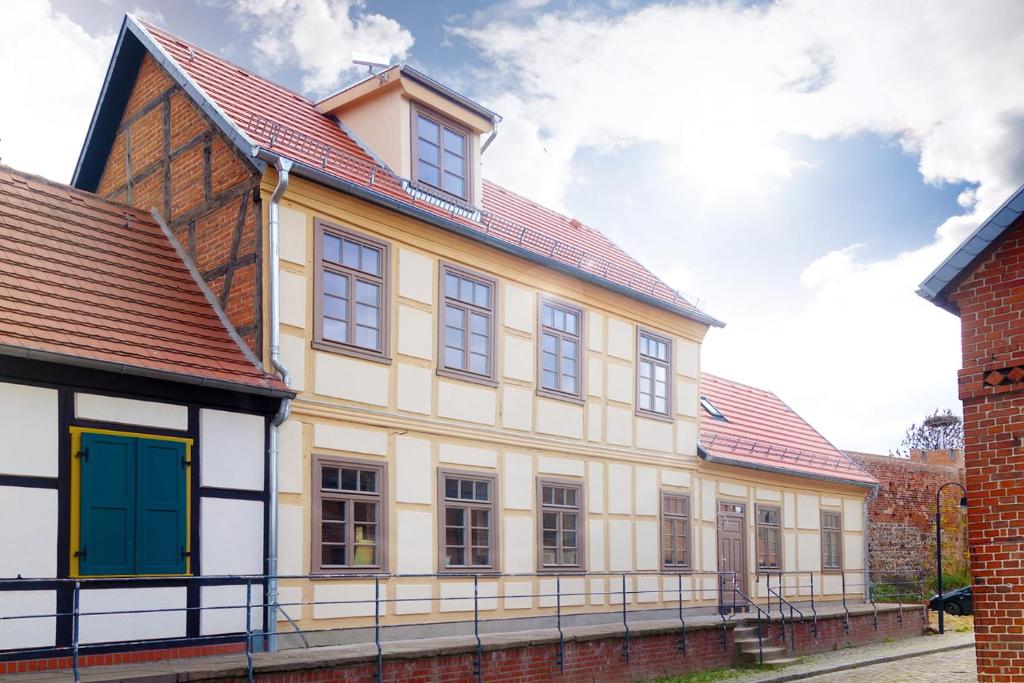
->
[79, 433, 136, 575]
[135, 439, 188, 574]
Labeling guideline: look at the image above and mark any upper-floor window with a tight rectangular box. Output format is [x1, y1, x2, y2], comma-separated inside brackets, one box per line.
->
[414, 107, 469, 201]
[439, 471, 497, 571]
[661, 492, 690, 570]
[538, 298, 583, 401]
[637, 329, 672, 418]
[756, 505, 781, 570]
[313, 456, 387, 573]
[439, 264, 496, 383]
[821, 510, 842, 571]
[539, 480, 584, 571]
[314, 220, 390, 361]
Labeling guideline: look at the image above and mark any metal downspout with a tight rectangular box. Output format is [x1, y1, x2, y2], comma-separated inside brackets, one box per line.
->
[863, 484, 879, 599]
[266, 157, 293, 652]
[480, 119, 499, 155]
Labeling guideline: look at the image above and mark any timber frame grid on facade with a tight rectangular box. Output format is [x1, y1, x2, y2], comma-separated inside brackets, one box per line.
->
[310, 454, 389, 574]
[436, 261, 499, 386]
[96, 70, 265, 352]
[311, 218, 392, 363]
[0, 355, 276, 663]
[436, 468, 500, 575]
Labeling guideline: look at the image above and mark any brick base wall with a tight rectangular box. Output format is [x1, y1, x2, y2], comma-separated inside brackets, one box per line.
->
[210, 609, 920, 683]
[0, 643, 244, 675]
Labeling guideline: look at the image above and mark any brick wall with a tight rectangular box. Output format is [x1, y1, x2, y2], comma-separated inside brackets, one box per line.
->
[848, 451, 968, 585]
[219, 609, 918, 683]
[94, 54, 263, 354]
[948, 216, 1024, 683]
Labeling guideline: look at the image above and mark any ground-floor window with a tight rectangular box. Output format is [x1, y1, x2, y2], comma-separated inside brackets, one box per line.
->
[539, 479, 583, 571]
[73, 429, 190, 576]
[313, 455, 387, 572]
[821, 510, 842, 570]
[661, 492, 691, 570]
[756, 505, 781, 570]
[439, 470, 497, 571]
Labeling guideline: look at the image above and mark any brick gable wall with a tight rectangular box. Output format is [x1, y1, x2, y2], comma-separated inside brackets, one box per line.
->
[95, 54, 263, 355]
[848, 452, 967, 586]
[949, 217, 1024, 683]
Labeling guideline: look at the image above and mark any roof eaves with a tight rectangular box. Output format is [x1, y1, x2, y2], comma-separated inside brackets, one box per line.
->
[254, 147, 724, 328]
[697, 443, 878, 490]
[398, 65, 502, 124]
[0, 343, 293, 400]
[918, 182, 1024, 311]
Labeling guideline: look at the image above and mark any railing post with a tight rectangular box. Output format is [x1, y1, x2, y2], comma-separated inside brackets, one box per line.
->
[72, 580, 80, 683]
[473, 574, 482, 683]
[809, 571, 818, 640]
[869, 578, 878, 631]
[556, 575, 564, 673]
[245, 578, 254, 683]
[621, 574, 630, 662]
[755, 602, 764, 665]
[677, 573, 686, 654]
[375, 576, 382, 683]
[841, 570, 850, 634]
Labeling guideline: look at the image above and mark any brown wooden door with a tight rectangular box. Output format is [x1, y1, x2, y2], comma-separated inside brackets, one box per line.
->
[717, 501, 747, 612]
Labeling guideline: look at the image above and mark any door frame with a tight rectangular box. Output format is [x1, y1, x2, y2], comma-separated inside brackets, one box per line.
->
[716, 499, 748, 611]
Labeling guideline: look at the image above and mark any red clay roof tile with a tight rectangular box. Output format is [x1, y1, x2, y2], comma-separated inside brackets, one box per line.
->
[699, 373, 877, 486]
[0, 166, 286, 395]
[138, 21, 717, 326]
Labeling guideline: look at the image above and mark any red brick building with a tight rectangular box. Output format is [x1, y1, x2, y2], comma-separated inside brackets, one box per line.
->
[920, 187, 1024, 682]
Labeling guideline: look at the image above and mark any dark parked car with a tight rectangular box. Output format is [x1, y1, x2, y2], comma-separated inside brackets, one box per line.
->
[928, 586, 972, 616]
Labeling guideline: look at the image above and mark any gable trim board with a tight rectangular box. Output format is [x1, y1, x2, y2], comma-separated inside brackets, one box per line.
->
[72, 16, 723, 331]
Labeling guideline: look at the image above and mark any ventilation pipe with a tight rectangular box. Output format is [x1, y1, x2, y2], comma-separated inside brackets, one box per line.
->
[266, 156, 292, 652]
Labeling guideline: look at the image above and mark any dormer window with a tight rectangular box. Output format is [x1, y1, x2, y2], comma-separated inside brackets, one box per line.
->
[414, 106, 469, 201]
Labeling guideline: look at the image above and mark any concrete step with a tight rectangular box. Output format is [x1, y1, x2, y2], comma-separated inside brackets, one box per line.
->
[738, 645, 792, 664]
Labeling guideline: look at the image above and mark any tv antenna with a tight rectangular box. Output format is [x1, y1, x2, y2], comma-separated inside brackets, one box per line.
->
[352, 53, 390, 79]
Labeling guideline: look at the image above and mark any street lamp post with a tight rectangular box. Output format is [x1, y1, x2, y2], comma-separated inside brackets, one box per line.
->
[935, 481, 968, 635]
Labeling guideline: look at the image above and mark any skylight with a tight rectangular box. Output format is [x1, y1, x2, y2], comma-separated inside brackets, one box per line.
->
[700, 395, 727, 421]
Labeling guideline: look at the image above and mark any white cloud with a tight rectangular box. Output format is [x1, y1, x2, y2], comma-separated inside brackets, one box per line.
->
[449, 0, 1024, 451]
[233, 0, 413, 94]
[0, 2, 113, 183]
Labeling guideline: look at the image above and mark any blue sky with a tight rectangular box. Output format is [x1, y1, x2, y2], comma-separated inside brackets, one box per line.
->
[7, 1, 1024, 451]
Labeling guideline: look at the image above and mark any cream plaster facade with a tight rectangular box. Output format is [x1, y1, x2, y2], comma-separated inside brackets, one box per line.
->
[263, 173, 870, 634]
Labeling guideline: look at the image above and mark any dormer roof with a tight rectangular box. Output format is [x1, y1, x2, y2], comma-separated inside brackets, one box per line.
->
[73, 16, 723, 329]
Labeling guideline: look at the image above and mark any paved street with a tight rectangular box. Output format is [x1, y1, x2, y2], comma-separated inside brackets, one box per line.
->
[799, 644, 976, 682]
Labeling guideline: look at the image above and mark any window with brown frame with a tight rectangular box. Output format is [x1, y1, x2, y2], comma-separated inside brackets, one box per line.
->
[413, 106, 470, 201]
[821, 510, 842, 571]
[756, 505, 781, 570]
[439, 471, 497, 571]
[637, 329, 672, 418]
[661, 493, 690, 570]
[312, 456, 386, 573]
[538, 299, 583, 401]
[314, 220, 390, 361]
[439, 264, 496, 383]
[538, 480, 584, 571]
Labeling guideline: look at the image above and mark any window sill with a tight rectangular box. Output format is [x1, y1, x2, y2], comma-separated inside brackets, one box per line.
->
[312, 340, 392, 365]
[636, 408, 675, 423]
[537, 567, 586, 575]
[438, 568, 501, 576]
[436, 367, 499, 388]
[536, 388, 585, 406]
[311, 567, 387, 576]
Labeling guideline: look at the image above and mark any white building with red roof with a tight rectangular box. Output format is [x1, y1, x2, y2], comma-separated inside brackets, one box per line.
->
[0, 14, 880, 666]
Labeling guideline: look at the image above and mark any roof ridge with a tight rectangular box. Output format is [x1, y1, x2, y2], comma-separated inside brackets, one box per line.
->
[700, 371, 779, 398]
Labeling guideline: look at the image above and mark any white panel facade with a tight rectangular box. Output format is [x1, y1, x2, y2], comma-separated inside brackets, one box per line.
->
[314, 353, 389, 406]
[0, 382, 58, 477]
[0, 590, 56, 650]
[278, 418, 304, 495]
[503, 516, 534, 573]
[277, 504, 304, 575]
[396, 510, 433, 573]
[437, 381, 496, 425]
[80, 587, 186, 644]
[397, 248, 433, 304]
[503, 451, 533, 509]
[314, 423, 387, 455]
[395, 436, 432, 504]
[0, 486, 57, 578]
[75, 393, 187, 431]
[634, 467, 658, 515]
[606, 463, 632, 514]
[200, 584, 264, 635]
[201, 498, 264, 575]
[607, 519, 633, 571]
[439, 443, 497, 468]
[200, 409, 265, 491]
[394, 584, 433, 614]
[313, 583, 379, 619]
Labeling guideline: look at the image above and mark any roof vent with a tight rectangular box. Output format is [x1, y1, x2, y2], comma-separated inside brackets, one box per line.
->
[569, 218, 583, 229]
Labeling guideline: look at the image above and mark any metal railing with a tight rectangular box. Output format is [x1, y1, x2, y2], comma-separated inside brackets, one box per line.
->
[0, 569, 912, 682]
